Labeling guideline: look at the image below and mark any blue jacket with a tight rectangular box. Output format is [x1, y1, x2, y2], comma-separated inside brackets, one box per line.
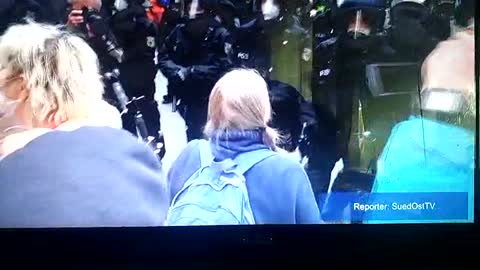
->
[0, 126, 169, 228]
[167, 129, 321, 224]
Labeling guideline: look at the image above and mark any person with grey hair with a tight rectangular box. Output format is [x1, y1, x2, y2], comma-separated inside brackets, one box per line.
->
[0, 22, 169, 228]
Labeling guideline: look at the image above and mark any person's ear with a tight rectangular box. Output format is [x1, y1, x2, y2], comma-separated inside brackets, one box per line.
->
[3, 75, 27, 100]
[17, 81, 29, 102]
[43, 110, 63, 129]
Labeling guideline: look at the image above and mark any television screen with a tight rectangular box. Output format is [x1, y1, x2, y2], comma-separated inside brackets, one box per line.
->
[0, 0, 475, 227]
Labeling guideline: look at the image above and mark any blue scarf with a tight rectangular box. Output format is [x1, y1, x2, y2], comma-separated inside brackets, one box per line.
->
[209, 129, 269, 160]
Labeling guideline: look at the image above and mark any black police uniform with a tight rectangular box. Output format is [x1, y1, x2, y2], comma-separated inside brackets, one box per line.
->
[158, 11, 232, 141]
[109, 3, 162, 140]
[0, 0, 18, 34]
[159, 2, 182, 43]
[389, 0, 451, 61]
[65, 7, 123, 110]
[0, 0, 64, 35]
[220, 0, 275, 75]
[157, 2, 182, 103]
[455, 0, 474, 27]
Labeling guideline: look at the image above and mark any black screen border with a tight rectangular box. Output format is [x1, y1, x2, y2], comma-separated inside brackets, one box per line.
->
[1, 223, 479, 268]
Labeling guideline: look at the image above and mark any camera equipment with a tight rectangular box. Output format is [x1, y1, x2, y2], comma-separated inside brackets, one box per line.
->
[104, 69, 130, 113]
[82, 7, 125, 63]
[104, 69, 165, 160]
[366, 62, 420, 97]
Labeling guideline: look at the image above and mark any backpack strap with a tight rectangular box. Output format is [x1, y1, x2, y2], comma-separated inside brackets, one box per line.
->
[198, 139, 214, 168]
[232, 148, 276, 176]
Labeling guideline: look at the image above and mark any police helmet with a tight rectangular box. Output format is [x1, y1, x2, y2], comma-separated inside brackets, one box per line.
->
[334, 0, 387, 35]
[212, 0, 237, 17]
[334, 0, 387, 52]
[455, 0, 474, 27]
[181, 0, 216, 18]
[212, 0, 238, 28]
[390, 0, 450, 53]
[433, 0, 456, 19]
[182, 0, 215, 9]
[215, 0, 261, 20]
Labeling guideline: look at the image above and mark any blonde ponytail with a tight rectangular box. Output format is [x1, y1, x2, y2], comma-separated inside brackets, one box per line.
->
[261, 126, 280, 151]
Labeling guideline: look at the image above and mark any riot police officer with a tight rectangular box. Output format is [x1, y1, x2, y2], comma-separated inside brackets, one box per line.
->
[67, 0, 123, 75]
[67, 0, 126, 112]
[67, 0, 165, 159]
[214, 0, 281, 76]
[108, 0, 164, 146]
[158, 0, 232, 142]
[333, 0, 389, 170]
[159, 1, 184, 104]
[332, 0, 452, 172]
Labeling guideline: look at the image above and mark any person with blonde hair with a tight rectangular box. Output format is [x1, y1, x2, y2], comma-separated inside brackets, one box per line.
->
[167, 69, 320, 224]
[0, 22, 168, 228]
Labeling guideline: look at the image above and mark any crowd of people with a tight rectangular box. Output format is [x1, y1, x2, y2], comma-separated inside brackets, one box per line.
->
[0, 0, 476, 227]
[0, 20, 320, 226]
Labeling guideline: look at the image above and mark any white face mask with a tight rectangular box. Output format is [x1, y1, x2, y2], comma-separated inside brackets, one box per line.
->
[188, 0, 203, 19]
[0, 90, 19, 118]
[114, 0, 129, 12]
[262, 0, 280, 21]
[142, 0, 152, 8]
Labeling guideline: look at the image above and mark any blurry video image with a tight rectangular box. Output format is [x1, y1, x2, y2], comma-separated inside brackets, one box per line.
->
[0, 0, 475, 227]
